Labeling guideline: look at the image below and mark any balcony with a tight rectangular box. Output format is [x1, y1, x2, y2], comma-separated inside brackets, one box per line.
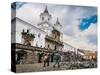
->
[45, 35, 63, 45]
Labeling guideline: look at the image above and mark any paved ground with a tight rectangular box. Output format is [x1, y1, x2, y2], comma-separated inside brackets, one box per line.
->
[16, 62, 97, 73]
[16, 62, 70, 73]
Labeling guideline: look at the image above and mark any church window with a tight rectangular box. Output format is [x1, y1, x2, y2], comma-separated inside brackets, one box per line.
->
[36, 42, 38, 47]
[48, 18, 50, 21]
[41, 45, 42, 48]
[55, 34, 56, 39]
[42, 17, 44, 20]
[48, 44, 49, 48]
[38, 33, 41, 38]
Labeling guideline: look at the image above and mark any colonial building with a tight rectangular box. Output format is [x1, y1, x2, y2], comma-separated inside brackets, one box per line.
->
[11, 6, 63, 64]
[77, 49, 97, 60]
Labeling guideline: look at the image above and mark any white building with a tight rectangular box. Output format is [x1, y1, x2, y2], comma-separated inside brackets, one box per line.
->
[12, 17, 46, 48]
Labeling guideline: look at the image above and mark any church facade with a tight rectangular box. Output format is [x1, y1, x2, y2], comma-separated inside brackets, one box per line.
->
[37, 6, 63, 51]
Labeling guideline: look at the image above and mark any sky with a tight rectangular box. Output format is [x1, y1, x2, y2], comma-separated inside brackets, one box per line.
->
[11, 2, 97, 51]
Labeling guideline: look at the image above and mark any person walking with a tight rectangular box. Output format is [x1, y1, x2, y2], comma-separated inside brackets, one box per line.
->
[47, 53, 51, 66]
[53, 52, 61, 68]
[43, 53, 50, 67]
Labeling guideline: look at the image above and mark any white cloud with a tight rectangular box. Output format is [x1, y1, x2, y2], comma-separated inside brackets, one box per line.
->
[63, 23, 97, 51]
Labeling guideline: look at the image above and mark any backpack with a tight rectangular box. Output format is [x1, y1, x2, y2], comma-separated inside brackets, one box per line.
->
[55, 54, 61, 60]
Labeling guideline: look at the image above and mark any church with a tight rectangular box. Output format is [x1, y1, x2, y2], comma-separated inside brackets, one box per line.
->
[11, 6, 64, 64]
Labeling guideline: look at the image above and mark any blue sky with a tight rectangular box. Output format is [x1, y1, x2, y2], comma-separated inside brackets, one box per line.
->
[79, 15, 97, 31]
[11, 2, 97, 50]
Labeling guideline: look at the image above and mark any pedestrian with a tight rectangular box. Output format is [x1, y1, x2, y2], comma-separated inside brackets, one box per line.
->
[43, 53, 49, 67]
[53, 52, 61, 68]
[51, 53, 54, 62]
[47, 53, 51, 66]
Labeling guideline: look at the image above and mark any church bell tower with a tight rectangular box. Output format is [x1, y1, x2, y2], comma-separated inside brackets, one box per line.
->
[40, 6, 52, 22]
[38, 6, 53, 35]
[54, 18, 62, 30]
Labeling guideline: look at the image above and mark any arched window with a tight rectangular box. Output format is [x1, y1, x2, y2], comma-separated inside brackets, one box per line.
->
[36, 42, 38, 47]
[48, 44, 49, 48]
[42, 17, 44, 20]
[38, 33, 41, 38]
[48, 18, 50, 21]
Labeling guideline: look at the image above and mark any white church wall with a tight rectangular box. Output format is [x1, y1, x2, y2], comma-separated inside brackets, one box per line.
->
[15, 18, 46, 47]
